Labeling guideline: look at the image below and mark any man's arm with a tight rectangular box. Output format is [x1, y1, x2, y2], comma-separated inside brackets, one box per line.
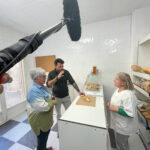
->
[72, 82, 80, 92]
[47, 71, 64, 87]
[47, 76, 58, 87]
[72, 83, 85, 96]
[67, 71, 85, 96]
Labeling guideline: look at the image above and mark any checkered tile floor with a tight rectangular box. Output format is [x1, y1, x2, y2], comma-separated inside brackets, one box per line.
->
[0, 112, 59, 150]
[0, 112, 146, 150]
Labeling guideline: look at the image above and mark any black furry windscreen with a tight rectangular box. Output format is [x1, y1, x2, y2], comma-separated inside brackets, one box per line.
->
[63, 0, 81, 41]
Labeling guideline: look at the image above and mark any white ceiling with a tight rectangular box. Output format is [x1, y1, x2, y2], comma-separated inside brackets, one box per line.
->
[0, 0, 150, 34]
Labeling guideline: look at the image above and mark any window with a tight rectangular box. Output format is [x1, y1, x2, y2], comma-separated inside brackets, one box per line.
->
[4, 61, 26, 108]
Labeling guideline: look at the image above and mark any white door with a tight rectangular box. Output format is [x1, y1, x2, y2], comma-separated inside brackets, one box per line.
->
[0, 61, 26, 125]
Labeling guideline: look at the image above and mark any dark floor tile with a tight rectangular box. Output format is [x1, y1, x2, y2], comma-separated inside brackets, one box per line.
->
[0, 137, 14, 150]
[108, 128, 116, 148]
[51, 123, 58, 132]
[18, 129, 37, 149]
[23, 119, 28, 124]
[0, 120, 20, 136]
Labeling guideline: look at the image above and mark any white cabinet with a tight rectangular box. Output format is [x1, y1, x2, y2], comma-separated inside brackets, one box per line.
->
[59, 120, 108, 150]
[58, 88, 110, 150]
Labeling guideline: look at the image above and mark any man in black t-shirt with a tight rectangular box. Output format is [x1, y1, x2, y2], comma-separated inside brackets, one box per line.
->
[47, 58, 85, 121]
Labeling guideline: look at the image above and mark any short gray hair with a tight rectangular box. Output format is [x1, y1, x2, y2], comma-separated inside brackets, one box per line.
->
[30, 68, 46, 80]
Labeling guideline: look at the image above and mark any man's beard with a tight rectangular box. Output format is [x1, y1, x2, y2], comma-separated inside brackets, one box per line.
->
[56, 69, 63, 73]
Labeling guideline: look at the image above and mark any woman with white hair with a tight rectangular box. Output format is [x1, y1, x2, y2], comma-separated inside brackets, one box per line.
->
[107, 72, 138, 150]
[27, 67, 57, 150]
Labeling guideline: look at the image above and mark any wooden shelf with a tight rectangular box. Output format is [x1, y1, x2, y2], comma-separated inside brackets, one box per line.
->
[134, 84, 150, 98]
[133, 71, 150, 80]
[139, 33, 150, 45]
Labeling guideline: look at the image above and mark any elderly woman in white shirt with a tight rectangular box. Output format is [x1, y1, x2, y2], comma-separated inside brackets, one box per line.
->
[107, 72, 138, 150]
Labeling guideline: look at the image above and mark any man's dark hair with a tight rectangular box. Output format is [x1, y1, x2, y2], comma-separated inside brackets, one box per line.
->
[54, 58, 64, 66]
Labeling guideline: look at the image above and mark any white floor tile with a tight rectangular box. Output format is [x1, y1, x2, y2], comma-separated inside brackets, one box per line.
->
[109, 134, 145, 150]
[8, 143, 32, 150]
[2, 123, 31, 142]
[53, 108, 57, 115]
[51, 115, 57, 128]
[129, 134, 145, 150]
[47, 131, 59, 150]
[13, 111, 27, 122]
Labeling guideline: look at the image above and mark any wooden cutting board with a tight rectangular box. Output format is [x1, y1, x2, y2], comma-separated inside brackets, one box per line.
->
[76, 96, 96, 107]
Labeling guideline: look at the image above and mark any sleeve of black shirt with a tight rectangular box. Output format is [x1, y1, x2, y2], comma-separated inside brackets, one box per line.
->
[46, 72, 53, 87]
[67, 71, 75, 85]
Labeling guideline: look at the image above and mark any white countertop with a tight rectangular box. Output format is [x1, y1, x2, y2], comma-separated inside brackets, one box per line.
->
[60, 95, 107, 129]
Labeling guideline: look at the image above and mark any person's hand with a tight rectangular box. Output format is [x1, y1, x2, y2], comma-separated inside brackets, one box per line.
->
[0, 85, 3, 94]
[57, 70, 64, 79]
[0, 73, 12, 84]
[51, 96, 56, 100]
[107, 102, 118, 112]
[106, 102, 110, 108]
[79, 91, 85, 96]
[54, 99, 58, 105]
[109, 104, 118, 112]
[51, 96, 58, 104]
[0, 73, 13, 94]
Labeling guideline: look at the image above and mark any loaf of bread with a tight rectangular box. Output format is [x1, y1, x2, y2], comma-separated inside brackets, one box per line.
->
[142, 67, 150, 74]
[144, 115, 150, 119]
[147, 119, 150, 123]
[83, 96, 90, 102]
[140, 109, 145, 112]
[137, 81, 142, 87]
[131, 65, 142, 72]
[142, 111, 150, 116]
[86, 83, 100, 91]
[144, 81, 150, 93]
[140, 108, 150, 112]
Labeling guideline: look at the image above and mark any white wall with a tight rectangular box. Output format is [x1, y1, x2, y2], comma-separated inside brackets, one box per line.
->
[0, 24, 26, 124]
[1, 7, 149, 102]
[0, 24, 24, 49]
[131, 6, 150, 67]
[24, 15, 131, 101]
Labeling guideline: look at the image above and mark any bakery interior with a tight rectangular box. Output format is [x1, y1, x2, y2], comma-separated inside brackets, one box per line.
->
[0, 0, 150, 150]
